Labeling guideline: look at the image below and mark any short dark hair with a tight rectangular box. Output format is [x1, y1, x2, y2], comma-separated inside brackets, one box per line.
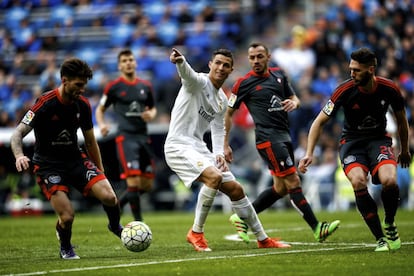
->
[212, 48, 234, 66]
[118, 49, 134, 62]
[249, 42, 269, 54]
[350, 47, 377, 67]
[60, 58, 93, 80]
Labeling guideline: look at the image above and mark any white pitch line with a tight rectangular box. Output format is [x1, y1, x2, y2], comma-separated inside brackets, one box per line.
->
[4, 241, 414, 276]
[1, 244, 366, 276]
[5, 222, 414, 276]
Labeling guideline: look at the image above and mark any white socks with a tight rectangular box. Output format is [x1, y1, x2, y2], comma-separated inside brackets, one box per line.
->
[232, 196, 268, 241]
[192, 185, 217, 233]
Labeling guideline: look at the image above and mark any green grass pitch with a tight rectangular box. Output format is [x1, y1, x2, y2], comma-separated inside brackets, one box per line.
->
[1, 209, 413, 275]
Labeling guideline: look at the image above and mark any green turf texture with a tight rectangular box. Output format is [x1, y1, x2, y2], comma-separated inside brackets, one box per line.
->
[1, 209, 413, 275]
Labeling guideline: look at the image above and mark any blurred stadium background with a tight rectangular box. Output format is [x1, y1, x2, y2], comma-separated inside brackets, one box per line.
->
[0, 0, 413, 215]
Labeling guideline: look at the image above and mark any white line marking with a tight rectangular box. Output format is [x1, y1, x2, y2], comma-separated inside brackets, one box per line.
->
[4, 242, 414, 276]
[5, 222, 414, 276]
[0, 245, 366, 276]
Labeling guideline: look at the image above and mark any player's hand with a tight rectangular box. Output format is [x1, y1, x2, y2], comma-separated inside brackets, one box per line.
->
[281, 99, 298, 112]
[170, 48, 184, 64]
[141, 107, 155, 122]
[224, 145, 233, 163]
[398, 151, 411, 168]
[99, 124, 110, 137]
[15, 155, 30, 172]
[216, 155, 229, 172]
[298, 156, 313, 173]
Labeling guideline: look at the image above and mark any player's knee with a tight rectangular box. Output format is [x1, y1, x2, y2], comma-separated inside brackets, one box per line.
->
[202, 172, 223, 189]
[220, 181, 245, 200]
[101, 191, 118, 206]
[381, 175, 397, 187]
[231, 184, 245, 199]
[60, 213, 75, 226]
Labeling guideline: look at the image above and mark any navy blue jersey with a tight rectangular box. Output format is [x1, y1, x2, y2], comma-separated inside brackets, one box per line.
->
[103, 76, 155, 135]
[323, 76, 405, 139]
[21, 89, 93, 162]
[229, 67, 296, 143]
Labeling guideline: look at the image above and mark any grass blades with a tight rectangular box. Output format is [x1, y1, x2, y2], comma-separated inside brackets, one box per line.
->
[0, 209, 413, 275]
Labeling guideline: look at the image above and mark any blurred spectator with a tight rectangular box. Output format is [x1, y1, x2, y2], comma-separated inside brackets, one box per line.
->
[199, 4, 216, 22]
[221, 0, 244, 50]
[109, 14, 134, 48]
[175, 3, 193, 25]
[0, 31, 17, 66]
[156, 6, 179, 47]
[311, 66, 339, 102]
[272, 25, 316, 91]
[38, 54, 59, 91]
[184, 18, 212, 71]
[252, 0, 279, 35]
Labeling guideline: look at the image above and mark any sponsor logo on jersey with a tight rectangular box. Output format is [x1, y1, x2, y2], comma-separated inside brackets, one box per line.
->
[52, 130, 73, 146]
[268, 95, 284, 112]
[126, 101, 142, 117]
[22, 110, 35, 124]
[323, 100, 335, 115]
[198, 106, 214, 123]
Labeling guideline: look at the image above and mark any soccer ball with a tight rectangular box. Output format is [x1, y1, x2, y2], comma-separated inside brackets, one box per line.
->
[121, 221, 152, 252]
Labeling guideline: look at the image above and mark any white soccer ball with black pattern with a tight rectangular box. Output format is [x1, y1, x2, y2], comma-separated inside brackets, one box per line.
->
[121, 221, 152, 252]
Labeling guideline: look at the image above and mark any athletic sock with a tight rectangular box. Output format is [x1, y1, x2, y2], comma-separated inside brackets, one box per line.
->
[252, 186, 283, 213]
[56, 221, 72, 249]
[127, 187, 142, 221]
[381, 185, 400, 225]
[103, 203, 121, 230]
[192, 185, 217, 233]
[288, 187, 319, 230]
[232, 196, 267, 241]
[355, 188, 383, 240]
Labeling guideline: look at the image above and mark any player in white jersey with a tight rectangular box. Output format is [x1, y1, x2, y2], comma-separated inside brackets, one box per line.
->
[164, 48, 291, 251]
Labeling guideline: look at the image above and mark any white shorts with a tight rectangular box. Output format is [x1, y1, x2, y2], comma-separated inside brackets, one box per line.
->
[164, 142, 235, 187]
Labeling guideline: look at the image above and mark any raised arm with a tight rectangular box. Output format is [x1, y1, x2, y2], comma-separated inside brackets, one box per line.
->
[170, 48, 201, 88]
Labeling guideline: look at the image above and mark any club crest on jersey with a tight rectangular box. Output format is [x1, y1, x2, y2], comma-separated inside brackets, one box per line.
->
[22, 110, 35, 124]
[228, 94, 237, 107]
[323, 100, 335, 115]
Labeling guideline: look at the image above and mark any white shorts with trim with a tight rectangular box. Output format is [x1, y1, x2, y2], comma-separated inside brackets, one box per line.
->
[164, 142, 235, 188]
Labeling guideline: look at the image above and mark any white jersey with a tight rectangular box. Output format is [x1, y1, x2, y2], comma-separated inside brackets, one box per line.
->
[164, 58, 235, 186]
[165, 59, 227, 155]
